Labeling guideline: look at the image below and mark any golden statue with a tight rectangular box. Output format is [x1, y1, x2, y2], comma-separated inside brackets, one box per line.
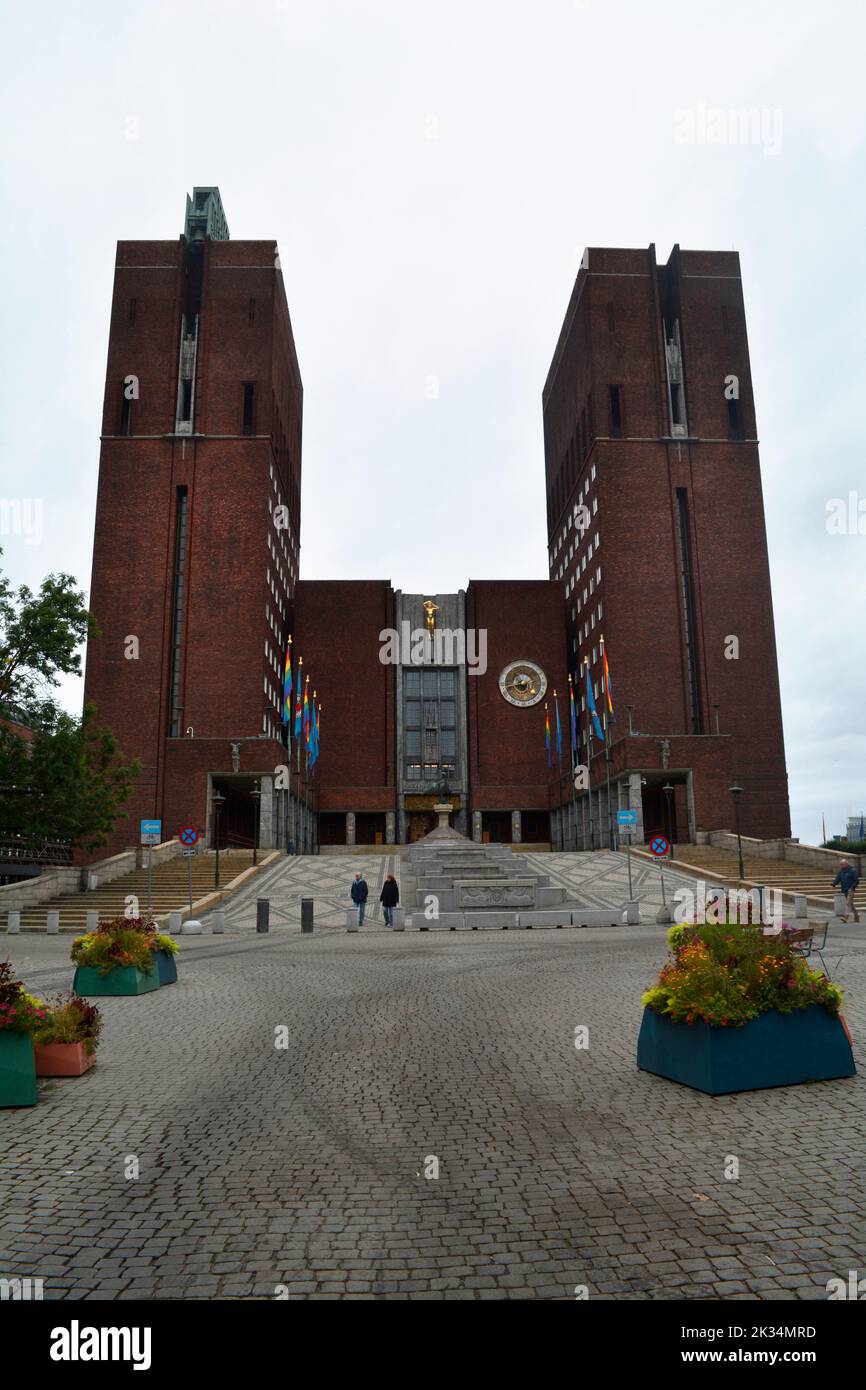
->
[422, 599, 440, 635]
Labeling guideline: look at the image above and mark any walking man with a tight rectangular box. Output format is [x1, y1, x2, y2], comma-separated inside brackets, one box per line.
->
[832, 859, 861, 923]
[350, 871, 369, 926]
[380, 873, 399, 927]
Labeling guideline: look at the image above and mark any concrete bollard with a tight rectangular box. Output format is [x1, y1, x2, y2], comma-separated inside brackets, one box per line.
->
[211, 910, 225, 934]
[46, 911, 60, 934]
[85, 910, 99, 933]
[182, 918, 203, 935]
[625, 901, 641, 925]
[834, 893, 848, 918]
[794, 894, 807, 919]
[301, 898, 314, 934]
[392, 907, 406, 932]
[169, 911, 183, 935]
[256, 899, 270, 934]
[7, 911, 21, 934]
[346, 910, 359, 933]
[655, 905, 672, 924]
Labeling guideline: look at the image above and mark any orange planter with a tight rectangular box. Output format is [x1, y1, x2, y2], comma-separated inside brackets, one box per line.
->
[33, 1042, 96, 1077]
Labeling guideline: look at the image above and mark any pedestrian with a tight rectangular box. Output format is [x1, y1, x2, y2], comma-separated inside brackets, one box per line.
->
[380, 873, 399, 927]
[832, 859, 861, 923]
[350, 871, 369, 926]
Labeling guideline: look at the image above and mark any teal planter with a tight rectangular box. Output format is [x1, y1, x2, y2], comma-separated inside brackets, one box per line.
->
[0, 1031, 38, 1107]
[155, 950, 177, 986]
[73, 962, 159, 997]
[637, 1005, 856, 1095]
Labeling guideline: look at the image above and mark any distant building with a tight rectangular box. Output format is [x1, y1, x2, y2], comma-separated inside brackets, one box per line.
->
[83, 206, 791, 852]
[847, 816, 866, 841]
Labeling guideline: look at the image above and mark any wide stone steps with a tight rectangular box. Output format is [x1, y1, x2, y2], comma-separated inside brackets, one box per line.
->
[8, 852, 259, 931]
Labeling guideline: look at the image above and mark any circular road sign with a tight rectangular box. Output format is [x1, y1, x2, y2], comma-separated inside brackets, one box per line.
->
[649, 835, 670, 858]
[179, 824, 199, 847]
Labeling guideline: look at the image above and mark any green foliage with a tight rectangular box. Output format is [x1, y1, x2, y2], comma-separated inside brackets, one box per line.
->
[71, 916, 158, 976]
[822, 838, 866, 855]
[31, 991, 103, 1054]
[0, 704, 139, 852]
[154, 933, 179, 957]
[0, 959, 48, 1033]
[0, 549, 96, 724]
[642, 922, 843, 1027]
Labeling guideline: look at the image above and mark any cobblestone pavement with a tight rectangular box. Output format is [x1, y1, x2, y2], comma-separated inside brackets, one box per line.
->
[1, 925, 864, 1301]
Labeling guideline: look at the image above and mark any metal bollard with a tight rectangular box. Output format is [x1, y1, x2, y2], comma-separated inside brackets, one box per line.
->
[46, 911, 60, 935]
[256, 898, 270, 934]
[169, 911, 183, 935]
[794, 894, 807, 919]
[625, 901, 640, 925]
[85, 910, 99, 933]
[301, 898, 314, 934]
[211, 909, 225, 934]
[7, 911, 21, 934]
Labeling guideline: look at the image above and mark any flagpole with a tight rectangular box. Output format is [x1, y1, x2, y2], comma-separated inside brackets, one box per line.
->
[583, 657, 595, 851]
[568, 674, 578, 852]
[603, 704, 615, 852]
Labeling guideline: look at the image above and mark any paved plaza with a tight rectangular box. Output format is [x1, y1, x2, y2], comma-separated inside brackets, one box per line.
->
[1, 855, 864, 1301]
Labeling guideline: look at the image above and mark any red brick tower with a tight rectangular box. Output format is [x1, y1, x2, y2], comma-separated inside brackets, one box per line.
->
[542, 244, 790, 842]
[83, 189, 303, 855]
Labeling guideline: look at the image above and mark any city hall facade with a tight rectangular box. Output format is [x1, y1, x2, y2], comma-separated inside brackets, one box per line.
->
[82, 189, 791, 857]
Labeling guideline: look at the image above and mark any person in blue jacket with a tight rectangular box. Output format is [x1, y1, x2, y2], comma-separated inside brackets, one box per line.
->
[832, 860, 861, 923]
[350, 871, 369, 926]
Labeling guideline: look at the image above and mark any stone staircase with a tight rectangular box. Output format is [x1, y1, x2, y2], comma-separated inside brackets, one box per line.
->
[6, 851, 261, 932]
[638, 844, 866, 915]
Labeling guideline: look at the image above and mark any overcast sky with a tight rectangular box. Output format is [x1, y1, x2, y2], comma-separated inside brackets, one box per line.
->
[1, 0, 864, 843]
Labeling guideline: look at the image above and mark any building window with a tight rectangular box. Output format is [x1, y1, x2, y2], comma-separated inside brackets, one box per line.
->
[727, 397, 741, 439]
[167, 488, 188, 737]
[609, 385, 622, 438]
[403, 667, 457, 782]
[120, 388, 132, 435]
[242, 382, 256, 435]
[180, 379, 192, 423]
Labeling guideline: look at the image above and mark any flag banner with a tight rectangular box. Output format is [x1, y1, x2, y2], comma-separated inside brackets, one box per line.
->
[586, 663, 604, 743]
[601, 636, 615, 719]
[303, 680, 311, 747]
[310, 703, 320, 768]
[544, 705, 553, 768]
[294, 660, 303, 738]
[282, 637, 293, 727]
[568, 676, 578, 759]
[554, 692, 563, 765]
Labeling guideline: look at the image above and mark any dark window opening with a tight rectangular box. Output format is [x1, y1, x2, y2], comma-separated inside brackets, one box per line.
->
[168, 488, 189, 738]
[727, 397, 741, 439]
[671, 381, 684, 427]
[120, 391, 132, 435]
[180, 379, 192, 422]
[242, 383, 256, 435]
[676, 487, 703, 735]
[609, 385, 622, 438]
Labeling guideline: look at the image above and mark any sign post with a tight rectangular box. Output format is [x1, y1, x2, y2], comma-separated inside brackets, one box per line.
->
[179, 826, 199, 916]
[617, 810, 638, 900]
[140, 820, 161, 915]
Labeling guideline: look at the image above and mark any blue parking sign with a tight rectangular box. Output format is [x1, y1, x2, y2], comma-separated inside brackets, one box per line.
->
[617, 810, 637, 828]
[140, 819, 162, 845]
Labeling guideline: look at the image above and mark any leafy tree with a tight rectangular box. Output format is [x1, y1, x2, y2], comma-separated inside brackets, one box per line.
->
[0, 705, 139, 853]
[0, 547, 96, 727]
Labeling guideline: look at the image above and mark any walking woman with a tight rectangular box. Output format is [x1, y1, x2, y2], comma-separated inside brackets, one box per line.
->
[380, 873, 399, 927]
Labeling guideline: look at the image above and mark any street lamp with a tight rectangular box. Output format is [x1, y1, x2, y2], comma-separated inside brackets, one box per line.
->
[729, 784, 745, 880]
[212, 790, 225, 891]
[250, 779, 262, 867]
[662, 782, 675, 860]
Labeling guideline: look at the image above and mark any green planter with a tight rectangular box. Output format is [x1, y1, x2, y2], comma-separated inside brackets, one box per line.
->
[155, 950, 177, 986]
[0, 1031, 38, 1107]
[73, 962, 159, 997]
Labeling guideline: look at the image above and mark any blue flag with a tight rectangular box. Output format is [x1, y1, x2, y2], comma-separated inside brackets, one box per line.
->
[586, 664, 604, 743]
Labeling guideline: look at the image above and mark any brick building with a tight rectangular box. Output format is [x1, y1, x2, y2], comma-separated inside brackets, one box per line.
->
[83, 202, 789, 852]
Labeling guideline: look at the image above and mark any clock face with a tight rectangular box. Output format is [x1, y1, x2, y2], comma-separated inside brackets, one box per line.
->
[498, 660, 547, 708]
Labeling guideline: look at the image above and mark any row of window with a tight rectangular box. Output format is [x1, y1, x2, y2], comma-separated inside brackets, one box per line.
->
[551, 464, 597, 564]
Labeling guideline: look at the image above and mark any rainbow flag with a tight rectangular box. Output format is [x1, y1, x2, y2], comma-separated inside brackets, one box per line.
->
[586, 662, 604, 743]
[568, 676, 577, 758]
[554, 691, 563, 764]
[600, 635, 615, 719]
[544, 705, 553, 768]
[310, 702, 320, 768]
[281, 637, 293, 727]
[293, 659, 303, 738]
[302, 680, 310, 745]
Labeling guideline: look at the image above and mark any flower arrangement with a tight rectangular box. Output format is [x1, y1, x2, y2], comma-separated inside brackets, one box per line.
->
[31, 992, 103, 1055]
[154, 933, 179, 958]
[0, 959, 47, 1034]
[71, 916, 159, 976]
[641, 923, 843, 1028]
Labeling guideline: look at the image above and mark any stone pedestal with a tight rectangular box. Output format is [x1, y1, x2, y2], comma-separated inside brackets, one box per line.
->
[433, 801, 453, 830]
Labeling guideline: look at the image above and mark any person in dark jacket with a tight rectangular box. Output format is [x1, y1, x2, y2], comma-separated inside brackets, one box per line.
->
[832, 860, 861, 923]
[350, 871, 369, 925]
[380, 873, 399, 927]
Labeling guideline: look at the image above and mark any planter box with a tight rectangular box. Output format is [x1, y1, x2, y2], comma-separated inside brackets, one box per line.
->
[73, 962, 159, 997]
[0, 1030, 38, 1107]
[154, 949, 177, 986]
[637, 1004, 856, 1095]
[34, 1041, 96, 1077]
